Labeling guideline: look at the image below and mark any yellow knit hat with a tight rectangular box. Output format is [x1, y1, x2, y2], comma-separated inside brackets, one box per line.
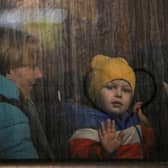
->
[88, 55, 136, 102]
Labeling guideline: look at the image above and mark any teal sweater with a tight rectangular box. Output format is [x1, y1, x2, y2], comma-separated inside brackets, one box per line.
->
[0, 75, 38, 159]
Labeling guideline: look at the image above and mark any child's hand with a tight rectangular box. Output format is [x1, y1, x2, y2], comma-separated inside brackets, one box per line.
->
[133, 101, 143, 113]
[98, 119, 124, 153]
[133, 101, 151, 127]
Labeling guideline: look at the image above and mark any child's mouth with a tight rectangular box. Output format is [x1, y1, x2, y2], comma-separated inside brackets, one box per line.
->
[112, 101, 123, 107]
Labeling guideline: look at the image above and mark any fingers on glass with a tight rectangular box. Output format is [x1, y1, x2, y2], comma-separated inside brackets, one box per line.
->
[100, 121, 106, 136]
[99, 119, 116, 134]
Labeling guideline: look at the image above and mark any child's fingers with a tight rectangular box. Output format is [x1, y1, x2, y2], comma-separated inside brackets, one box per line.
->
[100, 121, 106, 135]
[133, 102, 143, 113]
[111, 120, 116, 132]
[137, 102, 143, 107]
[137, 108, 143, 114]
[98, 128, 103, 139]
[107, 119, 112, 132]
[137, 101, 143, 105]
[134, 107, 140, 113]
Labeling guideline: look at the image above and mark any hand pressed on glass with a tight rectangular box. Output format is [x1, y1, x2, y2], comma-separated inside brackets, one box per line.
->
[98, 119, 124, 153]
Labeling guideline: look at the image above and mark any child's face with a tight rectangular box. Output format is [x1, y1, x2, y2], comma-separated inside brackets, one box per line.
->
[96, 79, 133, 114]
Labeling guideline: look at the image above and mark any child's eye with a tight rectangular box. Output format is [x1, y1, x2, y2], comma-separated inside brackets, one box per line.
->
[105, 84, 116, 90]
[122, 88, 132, 93]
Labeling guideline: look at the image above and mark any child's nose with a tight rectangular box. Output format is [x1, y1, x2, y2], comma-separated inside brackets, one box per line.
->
[116, 88, 122, 97]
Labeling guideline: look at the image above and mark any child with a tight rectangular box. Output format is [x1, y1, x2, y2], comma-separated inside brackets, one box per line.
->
[68, 55, 153, 160]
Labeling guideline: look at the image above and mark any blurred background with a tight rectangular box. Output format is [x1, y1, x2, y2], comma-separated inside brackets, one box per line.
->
[0, 0, 167, 161]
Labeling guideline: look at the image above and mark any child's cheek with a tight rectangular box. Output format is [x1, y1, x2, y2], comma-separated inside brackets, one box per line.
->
[123, 95, 132, 108]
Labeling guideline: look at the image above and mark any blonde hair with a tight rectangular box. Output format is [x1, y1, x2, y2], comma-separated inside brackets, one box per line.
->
[0, 27, 41, 75]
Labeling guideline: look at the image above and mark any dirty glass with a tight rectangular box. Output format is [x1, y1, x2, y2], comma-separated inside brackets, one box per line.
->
[0, 0, 167, 163]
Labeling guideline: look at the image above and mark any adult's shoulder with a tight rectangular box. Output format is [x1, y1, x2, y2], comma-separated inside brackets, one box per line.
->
[0, 75, 28, 128]
[0, 103, 28, 129]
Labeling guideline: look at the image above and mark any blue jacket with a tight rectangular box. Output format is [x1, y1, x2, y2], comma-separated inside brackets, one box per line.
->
[0, 75, 38, 159]
[66, 103, 152, 159]
[64, 102, 139, 131]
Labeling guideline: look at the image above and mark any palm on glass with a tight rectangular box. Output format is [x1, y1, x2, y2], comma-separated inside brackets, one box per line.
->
[98, 119, 124, 153]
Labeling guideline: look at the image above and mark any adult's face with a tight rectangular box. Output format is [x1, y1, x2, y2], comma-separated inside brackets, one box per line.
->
[7, 65, 42, 99]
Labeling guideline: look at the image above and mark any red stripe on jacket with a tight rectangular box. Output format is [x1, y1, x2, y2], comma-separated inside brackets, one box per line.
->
[69, 138, 102, 159]
[141, 125, 154, 158]
[69, 125, 153, 160]
[69, 138, 143, 159]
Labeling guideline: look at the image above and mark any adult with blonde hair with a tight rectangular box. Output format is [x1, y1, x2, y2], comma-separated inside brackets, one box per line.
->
[0, 27, 53, 160]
